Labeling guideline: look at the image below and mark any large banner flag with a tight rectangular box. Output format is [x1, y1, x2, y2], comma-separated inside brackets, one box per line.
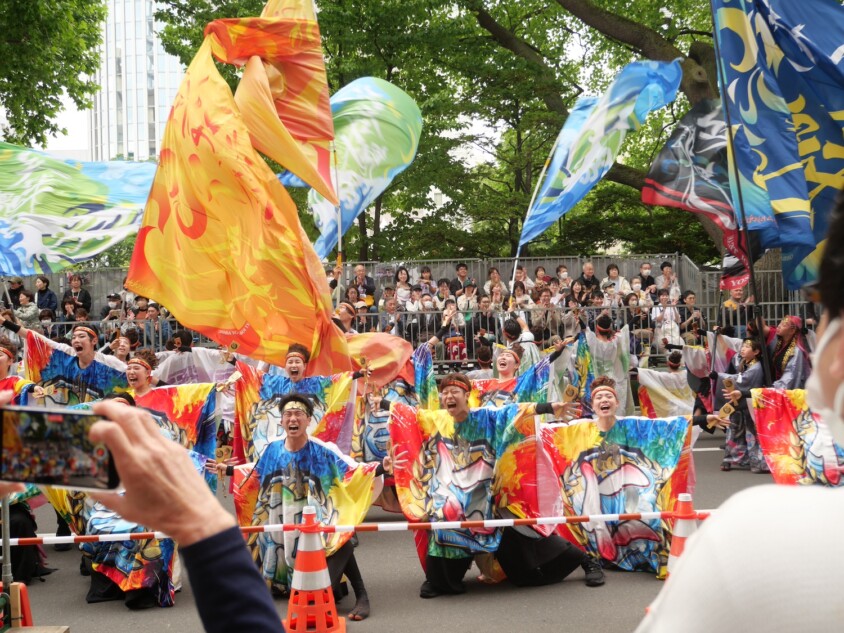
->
[519, 60, 682, 246]
[751, 388, 844, 486]
[712, 0, 844, 289]
[280, 78, 423, 259]
[0, 142, 154, 276]
[641, 99, 765, 290]
[636, 368, 694, 418]
[127, 0, 349, 373]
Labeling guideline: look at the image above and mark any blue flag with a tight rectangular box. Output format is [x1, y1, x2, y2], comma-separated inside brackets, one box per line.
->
[712, 0, 844, 289]
[519, 60, 682, 246]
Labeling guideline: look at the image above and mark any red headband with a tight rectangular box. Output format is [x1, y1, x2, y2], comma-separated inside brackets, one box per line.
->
[441, 378, 470, 392]
[0, 347, 13, 360]
[286, 351, 307, 362]
[128, 357, 152, 372]
[73, 326, 97, 340]
[591, 385, 618, 400]
[499, 348, 521, 363]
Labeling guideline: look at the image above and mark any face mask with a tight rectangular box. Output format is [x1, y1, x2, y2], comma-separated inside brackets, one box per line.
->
[632, 284, 642, 291]
[642, 269, 651, 276]
[41, 319, 51, 326]
[806, 318, 844, 446]
[423, 301, 433, 309]
[561, 272, 568, 279]
[108, 302, 118, 309]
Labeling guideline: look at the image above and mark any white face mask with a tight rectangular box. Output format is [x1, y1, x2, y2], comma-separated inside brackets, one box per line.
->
[108, 302, 118, 309]
[806, 318, 844, 446]
[632, 283, 642, 291]
[561, 272, 568, 279]
[423, 301, 433, 309]
[40, 319, 51, 326]
[642, 269, 651, 276]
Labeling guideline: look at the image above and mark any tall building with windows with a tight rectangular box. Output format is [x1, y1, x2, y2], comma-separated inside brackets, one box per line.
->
[89, 0, 184, 161]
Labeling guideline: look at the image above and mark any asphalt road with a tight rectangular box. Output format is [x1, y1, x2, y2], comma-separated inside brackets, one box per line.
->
[24, 431, 764, 633]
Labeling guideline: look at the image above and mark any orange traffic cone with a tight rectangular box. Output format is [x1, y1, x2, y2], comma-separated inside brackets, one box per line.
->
[0, 581, 34, 627]
[666, 493, 698, 577]
[283, 506, 346, 633]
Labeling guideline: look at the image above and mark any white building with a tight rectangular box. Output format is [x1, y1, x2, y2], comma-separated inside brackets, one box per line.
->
[88, 0, 184, 161]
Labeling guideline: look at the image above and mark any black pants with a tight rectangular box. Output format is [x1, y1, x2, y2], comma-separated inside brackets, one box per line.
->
[424, 554, 472, 593]
[495, 527, 586, 587]
[0, 505, 39, 584]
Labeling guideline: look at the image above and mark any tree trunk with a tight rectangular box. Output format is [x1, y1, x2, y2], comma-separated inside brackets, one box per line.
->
[357, 211, 368, 262]
[372, 196, 383, 260]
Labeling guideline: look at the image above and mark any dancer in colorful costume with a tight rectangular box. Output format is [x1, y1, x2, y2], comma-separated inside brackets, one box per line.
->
[770, 316, 811, 389]
[0, 336, 34, 402]
[543, 376, 690, 578]
[231, 394, 383, 620]
[390, 373, 598, 597]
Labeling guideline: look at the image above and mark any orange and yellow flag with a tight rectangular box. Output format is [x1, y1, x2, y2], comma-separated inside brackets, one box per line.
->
[127, 2, 348, 374]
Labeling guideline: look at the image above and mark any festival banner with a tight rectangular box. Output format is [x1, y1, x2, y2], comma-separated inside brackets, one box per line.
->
[24, 331, 128, 406]
[712, 0, 844, 289]
[542, 416, 691, 577]
[519, 59, 682, 246]
[641, 99, 765, 290]
[277, 78, 422, 259]
[0, 142, 155, 276]
[127, 1, 349, 374]
[751, 388, 844, 486]
[233, 361, 356, 462]
[233, 438, 380, 587]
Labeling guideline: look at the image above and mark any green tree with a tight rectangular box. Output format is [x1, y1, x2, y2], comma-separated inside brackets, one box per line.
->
[0, 0, 107, 147]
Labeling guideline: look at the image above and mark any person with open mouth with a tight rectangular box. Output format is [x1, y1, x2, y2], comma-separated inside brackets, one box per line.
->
[389, 372, 603, 599]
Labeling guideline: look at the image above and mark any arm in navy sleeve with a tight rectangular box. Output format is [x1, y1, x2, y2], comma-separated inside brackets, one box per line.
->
[180, 526, 284, 633]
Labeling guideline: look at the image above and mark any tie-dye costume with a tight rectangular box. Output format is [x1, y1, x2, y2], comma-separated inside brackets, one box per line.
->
[751, 388, 844, 486]
[233, 438, 380, 589]
[0, 375, 34, 403]
[542, 416, 690, 577]
[24, 330, 127, 406]
[233, 361, 356, 461]
[470, 356, 550, 408]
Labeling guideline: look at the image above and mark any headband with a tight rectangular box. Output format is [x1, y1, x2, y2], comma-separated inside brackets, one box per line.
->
[73, 326, 97, 340]
[440, 378, 470, 392]
[286, 351, 307, 363]
[282, 400, 310, 414]
[781, 316, 802, 330]
[591, 385, 618, 400]
[127, 357, 152, 372]
[0, 347, 14, 360]
[499, 348, 521, 363]
[596, 323, 614, 334]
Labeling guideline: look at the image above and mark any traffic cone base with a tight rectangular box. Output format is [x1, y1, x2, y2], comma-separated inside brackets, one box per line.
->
[666, 493, 698, 577]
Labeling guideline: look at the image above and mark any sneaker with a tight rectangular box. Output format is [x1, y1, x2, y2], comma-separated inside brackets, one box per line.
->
[581, 557, 605, 587]
[419, 581, 442, 599]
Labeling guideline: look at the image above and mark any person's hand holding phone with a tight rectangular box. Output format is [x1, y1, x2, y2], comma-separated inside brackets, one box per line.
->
[89, 401, 236, 547]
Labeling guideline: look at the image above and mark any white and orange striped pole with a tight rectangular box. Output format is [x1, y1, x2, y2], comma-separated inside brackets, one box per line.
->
[666, 493, 698, 577]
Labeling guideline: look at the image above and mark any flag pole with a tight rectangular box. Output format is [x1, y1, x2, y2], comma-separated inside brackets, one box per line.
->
[512, 135, 561, 289]
[330, 141, 343, 307]
[709, 0, 772, 385]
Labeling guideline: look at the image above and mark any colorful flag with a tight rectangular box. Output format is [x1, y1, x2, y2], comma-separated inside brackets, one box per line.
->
[470, 356, 550, 408]
[542, 416, 691, 577]
[636, 368, 694, 418]
[751, 388, 844, 486]
[304, 78, 422, 259]
[24, 331, 128, 406]
[712, 0, 844, 289]
[153, 348, 238, 425]
[519, 60, 682, 246]
[233, 438, 380, 587]
[0, 142, 154, 276]
[641, 99, 766, 290]
[345, 332, 414, 387]
[127, 3, 349, 373]
[233, 360, 356, 462]
[571, 331, 595, 410]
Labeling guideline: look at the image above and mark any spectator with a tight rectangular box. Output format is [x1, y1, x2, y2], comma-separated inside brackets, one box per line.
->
[651, 289, 682, 353]
[61, 273, 92, 313]
[489, 285, 506, 312]
[556, 264, 571, 289]
[33, 275, 58, 313]
[14, 290, 41, 333]
[569, 279, 588, 306]
[345, 286, 361, 305]
[57, 297, 78, 339]
[535, 265, 551, 284]
[119, 275, 136, 310]
[484, 267, 509, 300]
[625, 292, 653, 356]
[510, 266, 535, 293]
[417, 293, 442, 343]
[144, 303, 172, 351]
[449, 262, 475, 298]
[601, 281, 624, 312]
[440, 300, 467, 362]
[548, 278, 564, 305]
[577, 261, 599, 293]
[561, 298, 585, 339]
[405, 286, 423, 343]
[469, 295, 500, 352]
[394, 267, 412, 308]
[128, 296, 149, 321]
[602, 264, 632, 295]
[679, 291, 706, 345]
[638, 262, 657, 300]
[511, 281, 534, 321]
[531, 288, 562, 341]
[433, 278, 453, 311]
[0, 309, 21, 348]
[379, 297, 403, 337]
[586, 291, 608, 331]
[100, 292, 125, 323]
[655, 261, 681, 302]
[416, 266, 436, 295]
[39, 309, 57, 340]
[456, 282, 478, 318]
[377, 286, 395, 312]
[719, 286, 752, 339]
[2, 276, 24, 309]
[629, 276, 654, 308]
[350, 264, 377, 308]
[354, 301, 374, 333]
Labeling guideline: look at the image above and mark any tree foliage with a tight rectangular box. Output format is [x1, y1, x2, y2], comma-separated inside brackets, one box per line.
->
[155, 0, 722, 265]
[0, 0, 107, 147]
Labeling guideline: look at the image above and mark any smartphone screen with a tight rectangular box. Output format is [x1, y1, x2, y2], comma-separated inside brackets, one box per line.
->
[0, 406, 119, 490]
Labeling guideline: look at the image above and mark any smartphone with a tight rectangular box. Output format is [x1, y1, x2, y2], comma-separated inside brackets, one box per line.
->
[0, 406, 120, 490]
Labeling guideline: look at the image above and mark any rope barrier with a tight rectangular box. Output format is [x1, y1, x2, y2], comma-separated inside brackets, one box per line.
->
[7, 509, 712, 547]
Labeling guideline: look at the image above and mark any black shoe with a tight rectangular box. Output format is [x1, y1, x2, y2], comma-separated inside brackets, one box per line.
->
[581, 557, 605, 587]
[54, 543, 73, 552]
[270, 584, 289, 599]
[419, 581, 442, 599]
